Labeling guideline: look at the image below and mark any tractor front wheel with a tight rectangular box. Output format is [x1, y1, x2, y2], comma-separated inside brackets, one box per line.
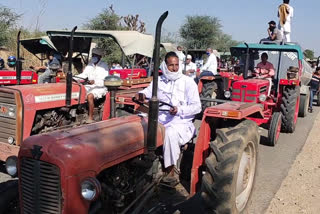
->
[201, 120, 259, 214]
[268, 112, 282, 146]
[281, 86, 299, 133]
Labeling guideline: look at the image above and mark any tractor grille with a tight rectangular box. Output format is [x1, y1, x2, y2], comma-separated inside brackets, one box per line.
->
[0, 91, 16, 143]
[20, 158, 62, 214]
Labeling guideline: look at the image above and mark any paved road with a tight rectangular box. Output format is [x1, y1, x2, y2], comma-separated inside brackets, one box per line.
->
[171, 106, 320, 214]
[0, 106, 318, 214]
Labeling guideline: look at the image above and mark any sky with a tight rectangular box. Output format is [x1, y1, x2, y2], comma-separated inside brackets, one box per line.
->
[1, 0, 319, 55]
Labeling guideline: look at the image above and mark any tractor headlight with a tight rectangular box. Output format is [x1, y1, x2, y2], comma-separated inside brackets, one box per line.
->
[5, 156, 17, 177]
[8, 136, 15, 144]
[80, 178, 101, 201]
[259, 94, 267, 102]
[8, 106, 15, 118]
[224, 90, 231, 99]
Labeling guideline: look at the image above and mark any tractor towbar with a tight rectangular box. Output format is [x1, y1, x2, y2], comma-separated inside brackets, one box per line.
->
[147, 11, 168, 154]
[66, 26, 77, 106]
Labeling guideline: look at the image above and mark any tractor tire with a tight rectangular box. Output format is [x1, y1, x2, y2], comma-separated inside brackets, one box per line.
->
[200, 81, 218, 112]
[317, 92, 320, 106]
[280, 86, 299, 133]
[267, 112, 282, 147]
[201, 120, 259, 214]
[298, 92, 309, 118]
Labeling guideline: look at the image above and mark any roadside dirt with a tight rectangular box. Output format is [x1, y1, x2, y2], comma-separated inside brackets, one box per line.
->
[266, 112, 320, 214]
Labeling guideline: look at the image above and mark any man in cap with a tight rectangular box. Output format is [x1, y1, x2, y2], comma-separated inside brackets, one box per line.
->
[34, 51, 62, 83]
[183, 54, 197, 79]
[260, 21, 283, 44]
[76, 48, 109, 123]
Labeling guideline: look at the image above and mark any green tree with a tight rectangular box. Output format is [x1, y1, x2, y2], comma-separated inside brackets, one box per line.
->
[0, 5, 21, 46]
[303, 49, 315, 59]
[179, 15, 238, 51]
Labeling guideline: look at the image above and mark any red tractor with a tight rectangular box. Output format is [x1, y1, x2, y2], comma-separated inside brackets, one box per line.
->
[206, 43, 312, 146]
[7, 12, 260, 214]
[0, 29, 154, 162]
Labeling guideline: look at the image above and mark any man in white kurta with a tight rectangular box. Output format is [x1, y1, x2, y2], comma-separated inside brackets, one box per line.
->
[138, 52, 201, 172]
[76, 48, 109, 122]
[278, 0, 294, 42]
[175, 46, 186, 65]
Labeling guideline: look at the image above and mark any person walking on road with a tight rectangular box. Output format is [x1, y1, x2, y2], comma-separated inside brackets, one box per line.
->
[278, 0, 294, 42]
[309, 67, 320, 113]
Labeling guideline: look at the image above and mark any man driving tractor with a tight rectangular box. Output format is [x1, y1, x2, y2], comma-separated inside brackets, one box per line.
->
[135, 52, 201, 181]
[255, 52, 275, 95]
[76, 48, 109, 123]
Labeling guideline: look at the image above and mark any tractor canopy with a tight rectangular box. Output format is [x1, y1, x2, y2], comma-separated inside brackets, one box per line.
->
[20, 36, 58, 59]
[47, 30, 155, 58]
[230, 43, 307, 80]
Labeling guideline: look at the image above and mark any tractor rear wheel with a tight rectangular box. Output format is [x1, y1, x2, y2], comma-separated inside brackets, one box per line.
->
[280, 86, 299, 133]
[201, 120, 259, 214]
[200, 81, 218, 112]
[268, 112, 282, 146]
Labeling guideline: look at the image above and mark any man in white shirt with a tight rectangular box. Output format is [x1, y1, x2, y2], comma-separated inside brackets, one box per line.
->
[135, 52, 201, 179]
[76, 48, 109, 123]
[196, 48, 218, 84]
[175, 46, 185, 65]
[278, 0, 294, 42]
[183, 54, 197, 79]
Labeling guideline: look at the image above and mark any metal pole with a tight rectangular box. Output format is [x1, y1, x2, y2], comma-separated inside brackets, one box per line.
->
[147, 11, 168, 154]
[16, 31, 22, 85]
[243, 43, 250, 79]
[110, 90, 116, 118]
[66, 26, 77, 107]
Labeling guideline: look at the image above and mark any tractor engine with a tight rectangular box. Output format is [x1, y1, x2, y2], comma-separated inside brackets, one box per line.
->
[92, 157, 161, 213]
[231, 79, 270, 103]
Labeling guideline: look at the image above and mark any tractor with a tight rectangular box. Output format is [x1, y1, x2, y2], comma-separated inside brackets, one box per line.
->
[204, 43, 312, 146]
[7, 11, 260, 214]
[0, 29, 155, 162]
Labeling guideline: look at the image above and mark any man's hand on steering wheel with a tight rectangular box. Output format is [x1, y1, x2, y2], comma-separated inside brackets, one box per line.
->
[133, 93, 176, 112]
[169, 106, 178, 115]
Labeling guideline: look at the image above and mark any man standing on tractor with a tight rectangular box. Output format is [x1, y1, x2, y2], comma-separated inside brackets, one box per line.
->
[135, 52, 201, 180]
[75, 48, 109, 123]
[183, 54, 197, 80]
[255, 53, 275, 95]
[278, 0, 294, 42]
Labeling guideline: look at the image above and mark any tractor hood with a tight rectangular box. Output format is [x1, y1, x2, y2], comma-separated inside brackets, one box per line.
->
[5, 82, 86, 109]
[19, 115, 165, 177]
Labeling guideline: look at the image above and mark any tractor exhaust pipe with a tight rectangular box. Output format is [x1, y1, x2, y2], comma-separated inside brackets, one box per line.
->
[243, 43, 250, 79]
[147, 11, 168, 154]
[16, 31, 22, 85]
[66, 26, 77, 107]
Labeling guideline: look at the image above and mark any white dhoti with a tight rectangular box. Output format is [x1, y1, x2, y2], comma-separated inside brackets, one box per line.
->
[163, 122, 195, 168]
[84, 85, 107, 99]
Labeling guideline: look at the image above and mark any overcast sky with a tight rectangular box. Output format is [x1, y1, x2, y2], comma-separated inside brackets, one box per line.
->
[1, 0, 319, 55]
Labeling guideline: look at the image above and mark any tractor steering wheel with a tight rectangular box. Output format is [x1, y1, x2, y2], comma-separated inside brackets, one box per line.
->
[72, 76, 90, 85]
[132, 97, 174, 112]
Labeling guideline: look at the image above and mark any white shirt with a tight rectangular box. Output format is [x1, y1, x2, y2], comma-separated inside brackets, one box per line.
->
[202, 53, 218, 75]
[76, 60, 109, 98]
[278, 5, 294, 33]
[183, 62, 197, 78]
[175, 51, 186, 64]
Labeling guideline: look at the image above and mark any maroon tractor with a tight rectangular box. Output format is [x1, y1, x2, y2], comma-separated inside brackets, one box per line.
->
[5, 12, 261, 214]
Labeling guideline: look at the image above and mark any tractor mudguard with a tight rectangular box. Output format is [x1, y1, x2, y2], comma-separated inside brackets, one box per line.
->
[0, 70, 38, 85]
[204, 102, 264, 120]
[18, 115, 164, 213]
